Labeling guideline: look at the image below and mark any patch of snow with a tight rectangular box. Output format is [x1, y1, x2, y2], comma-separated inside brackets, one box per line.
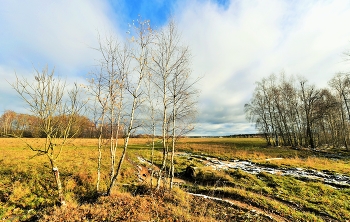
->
[178, 153, 350, 188]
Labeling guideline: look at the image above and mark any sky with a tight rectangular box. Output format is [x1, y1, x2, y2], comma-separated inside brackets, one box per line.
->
[1, 0, 350, 136]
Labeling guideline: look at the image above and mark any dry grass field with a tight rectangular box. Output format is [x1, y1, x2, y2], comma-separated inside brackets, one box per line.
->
[0, 137, 349, 221]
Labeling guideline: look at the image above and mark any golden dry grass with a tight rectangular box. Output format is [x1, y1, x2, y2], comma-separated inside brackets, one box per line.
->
[1, 137, 349, 221]
[0, 137, 154, 149]
[2, 137, 349, 174]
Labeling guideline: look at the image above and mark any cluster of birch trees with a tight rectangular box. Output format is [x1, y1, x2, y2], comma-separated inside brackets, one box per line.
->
[10, 19, 198, 205]
[245, 72, 350, 150]
[89, 19, 198, 194]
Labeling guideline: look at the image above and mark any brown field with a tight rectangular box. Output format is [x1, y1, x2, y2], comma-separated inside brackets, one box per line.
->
[1, 137, 349, 221]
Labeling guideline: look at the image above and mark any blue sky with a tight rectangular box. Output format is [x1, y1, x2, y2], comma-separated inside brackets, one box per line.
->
[110, 0, 173, 28]
[1, 0, 350, 136]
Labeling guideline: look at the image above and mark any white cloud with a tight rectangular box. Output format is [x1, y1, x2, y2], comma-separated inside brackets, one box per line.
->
[6, 1, 116, 58]
[0, 0, 123, 114]
[174, 0, 350, 135]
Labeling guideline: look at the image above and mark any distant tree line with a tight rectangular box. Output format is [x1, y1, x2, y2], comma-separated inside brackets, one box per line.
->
[245, 72, 350, 150]
[0, 110, 120, 138]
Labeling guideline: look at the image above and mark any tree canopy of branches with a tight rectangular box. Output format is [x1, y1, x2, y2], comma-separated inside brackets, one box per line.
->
[149, 20, 199, 189]
[88, 18, 199, 194]
[245, 72, 348, 150]
[11, 67, 85, 205]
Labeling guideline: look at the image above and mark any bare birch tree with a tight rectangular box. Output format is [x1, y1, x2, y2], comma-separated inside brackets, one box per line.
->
[107, 19, 152, 195]
[88, 68, 109, 192]
[150, 20, 178, 189]
[150, 20, 199, 189]
[89, 33, 130, 191]
[168, 49, 199, 189]
[329, 73, 350, 150]
[11, 66, 84, 206]
[143, 68, 159, 187]
[0, 110, 16, 136]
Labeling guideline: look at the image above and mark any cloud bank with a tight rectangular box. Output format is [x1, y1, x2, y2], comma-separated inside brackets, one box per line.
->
[0, 0, 118, 112]
[1, 0, 350, 135]
[175, 0, 350, 135]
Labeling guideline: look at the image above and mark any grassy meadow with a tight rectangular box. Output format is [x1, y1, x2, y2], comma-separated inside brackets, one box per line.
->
[0, 137, 349, 221]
